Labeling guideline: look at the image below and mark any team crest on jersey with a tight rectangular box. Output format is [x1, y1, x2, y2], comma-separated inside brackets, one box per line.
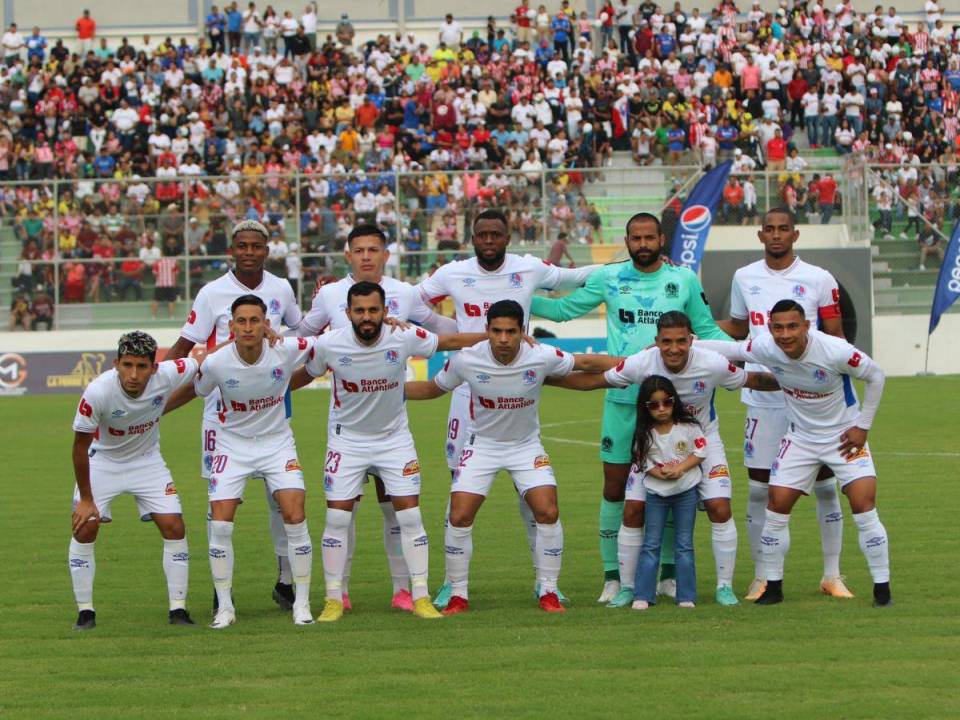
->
[338, 356, 352, 366]
[748, 285, 762, 295]
[271, 367, 285, 384]
[402, 459, 421, 476]
[664, 282, 679, 299]
[462, 277, 476, 287]
[476, 373, 491, 383]
[226, 378, 240, 388]
[164, 482, 177, 496]
[385, 349, 400, 365]
[533, 455, 551, 469]
[692, 380, 706, 395]
[744, 440, 755, 458]
[285, 458, 302, 472]
[792, 284, 807, 299]
[813, 368, 827, 384]
[111, 409, 127, 418]
[323, 474, 334, 491]
[152, 395, 164, 408]
[509, 272, 523, 289]
[269, 298, 281, 314]
[386, 298, 400, 315]
[522, 369, 537, 385]
[844, 447, 871, 463]
[708, 464, 729, 479]
[676, 440, 689, 454]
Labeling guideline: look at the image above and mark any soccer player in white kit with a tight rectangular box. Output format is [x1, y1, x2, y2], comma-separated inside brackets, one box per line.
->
[194, 295, 317, 628]
[289, 224, 457, 613]
[69, 332, 199, 630]
[702, 300, 892, 607]
[416, 209, 599, 607]
[717, 207, 852, 601]
[165, 220, 303, 612]
[289, 281, 486, 622]
[549, 311, 781, 607]
[404, 300, 622, 614]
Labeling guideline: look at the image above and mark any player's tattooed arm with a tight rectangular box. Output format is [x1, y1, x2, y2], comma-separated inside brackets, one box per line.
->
[544, 372, 611, 391]
[716, 317, 749, 339]
[744, 371, 780, 391]
[571, 353, 625, 373]
[403, 380, 448, 400]
[71, 432, 99, 533]
[436, 333, 488, 351]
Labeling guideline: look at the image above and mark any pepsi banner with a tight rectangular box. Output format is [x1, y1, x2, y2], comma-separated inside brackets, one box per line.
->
[928, 218, 960, 334]
[670, 160, 733, 272]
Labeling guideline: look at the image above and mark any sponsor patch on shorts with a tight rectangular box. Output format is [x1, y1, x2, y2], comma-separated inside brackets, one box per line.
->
[285, 458, 303, 472]
[844, 447, 870, 463]
[164, 482, 177, 496]
[402, 459, 421, 477]
[708, 464, 729, 479]
[533, 454, 551, 469]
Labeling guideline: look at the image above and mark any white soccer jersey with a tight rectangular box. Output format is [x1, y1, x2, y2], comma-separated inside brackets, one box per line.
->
[604, 346, 747, 434]
[73, 358, 199, 462]
[305, 325, 439, 440]
[433, 341, 575, 445]
[729, 257, 841, 408]
[640, 423, 708, 496]
[296, 274, 455, 336]
[194, 337, 315, 438]
[179, 270, 302, 421]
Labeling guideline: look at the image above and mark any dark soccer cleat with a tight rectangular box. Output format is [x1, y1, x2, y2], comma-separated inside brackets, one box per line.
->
[872, 582, 893, 608]
[755, 580, 784, 605]
[272, 582, 295, 611]
[73, 609, 96, 631]
[168, 608, 195, 625]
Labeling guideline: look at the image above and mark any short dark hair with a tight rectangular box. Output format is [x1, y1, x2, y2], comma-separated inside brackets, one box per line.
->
[762, 206, 797, 228]
[473, 208, 509, 231]
[347, 280, 385, 306]
[770, 298, 805, 318]
[625, 212, 661, 236]
[231, 294, 267, 315]
[117, 330, 158, 361]
[486, 299, 524, 327]
[657, 310, 692, 333]
[347, 223, 387, 246]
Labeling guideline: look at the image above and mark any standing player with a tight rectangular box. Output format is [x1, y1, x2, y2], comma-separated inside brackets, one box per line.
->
[404, 300, 623, 614]
[165, 220, 303, 611]
[416, 209, 600, 606]
[291, 281, 486, 622]
[548, 311, 781, 606]
[530, 212, 731, 603]
[289, 224, 457, 612]
[194, 295, 317, 628]
[701, 300, 892, 607]
[69, 331, 198, 630]
[717, 207, 851, 601]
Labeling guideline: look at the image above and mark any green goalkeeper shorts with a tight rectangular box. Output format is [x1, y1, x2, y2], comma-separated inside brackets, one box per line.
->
[599, 398, 636, 465]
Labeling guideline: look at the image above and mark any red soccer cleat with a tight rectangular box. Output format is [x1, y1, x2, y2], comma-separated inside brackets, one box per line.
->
[342, 593, 352, 612]
[539, 592, 566, 613]
[442, 595, 469, 615]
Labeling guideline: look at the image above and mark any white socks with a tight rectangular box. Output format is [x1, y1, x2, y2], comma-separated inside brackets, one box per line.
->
[814, 478, 844, 578]
[760, 510, 791, 582]
[266, 487, 292, 585]
[535, 521, 563, 596]
[208, 520, 235, 611]
[321, 508, 352, 602]
[395, 507, 430, 601]
[746, 480, 768, 579]
[853, 509, 890, 583]
[68, 538, 96, 610]
[445, 524, 473, 599]
[380, 501, 409, 594]
[617, 524, 644, 591]
[341, 503, 359, 597]
[712, 519, 738, 588]
[518, 495, 538, 573]
[283, 521, 312, 608]
[162, 538, 189, 610]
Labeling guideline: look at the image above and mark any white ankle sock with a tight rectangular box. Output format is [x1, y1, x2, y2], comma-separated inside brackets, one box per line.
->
[760, 511, 790, 582]
[853, 509, 890, 583]
[284, 521, 312, 607]
[711, 519, 738, 588]
[445, 524, 473, 599]
[535, 521, 563, 596]
[208, 520, 235, 612]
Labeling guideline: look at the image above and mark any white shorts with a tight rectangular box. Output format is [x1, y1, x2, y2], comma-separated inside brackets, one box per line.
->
[743, 406, 789, 470]
[770, 432, 877, 495]
[451, 437, 557, 498]
[322, 430, 422, 501]
[75, 451, 181, 522]
[624, 465, 647, 502]
[200, 419, 218, 479]
[207, 431, 305, 502]
[622, 431, 730, 504]
[445, 386, 472, 470]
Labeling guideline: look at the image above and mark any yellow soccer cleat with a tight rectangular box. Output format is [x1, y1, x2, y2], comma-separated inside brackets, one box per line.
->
[316, 599, 344, 623]
[820, 576, 855, 599]
[412, 597, 444, 619]
[744, 578, 767, 601]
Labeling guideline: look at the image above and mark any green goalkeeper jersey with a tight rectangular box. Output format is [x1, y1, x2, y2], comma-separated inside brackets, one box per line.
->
[530, 260, 732, 404]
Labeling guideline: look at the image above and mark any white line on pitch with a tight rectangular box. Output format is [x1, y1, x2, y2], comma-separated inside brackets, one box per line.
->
[541, 420, 598, 429]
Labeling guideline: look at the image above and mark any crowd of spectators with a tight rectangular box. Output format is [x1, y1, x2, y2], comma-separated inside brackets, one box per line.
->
[2, 0, 960, 327]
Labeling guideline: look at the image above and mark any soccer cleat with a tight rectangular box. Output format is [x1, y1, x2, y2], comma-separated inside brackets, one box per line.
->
[539, 592, 566, 613]
[209, 608, 236, 629]
[597, 580, 621, 603]
[442, 595, 469, 615]
[744, 578, 767, 601]
[433, 580, 453, 609]
[168, 608, 195, 625]
[293, 604, 314, 625]
[715, 585, 740, 606]
[272, 582, 295, 611]
[73, 609, 96, 631]
[820, 576, 855, 599]
[678, 601, 696, 608]
[755, 580, 784, 605]
[631, 600, 650, 611]
[391, 589, 414, 612]
[412, 597, 444, 619]
[872, 582, 893, 608]
[316, 599, 344, 623]
[342, 594, 352, 612]
[535, 582, 570, 605]
[606, 587, 635, 608]
[656, 578, 677, 599]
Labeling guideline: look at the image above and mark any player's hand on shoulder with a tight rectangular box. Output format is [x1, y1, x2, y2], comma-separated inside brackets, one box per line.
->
[264, 323, 281, 347]
[523, 333, 539, 347]
[384, 316, 412, 333]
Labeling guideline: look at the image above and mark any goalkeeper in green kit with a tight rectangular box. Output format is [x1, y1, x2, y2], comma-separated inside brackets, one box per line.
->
[531, 212, 731, 603]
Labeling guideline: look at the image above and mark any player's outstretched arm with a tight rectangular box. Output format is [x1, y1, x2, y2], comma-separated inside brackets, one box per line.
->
[529, 271, 605, 322]
[572, 353, 625, 373]
[71, 431, 98, 533]
[744, 371, 780, 391]
[716, 317, 749, 339]
[164, 336, 196, 361]
[404, 380, 447, 400]
[290, 366, 314, 392]
[695, 339, 749, 362]
[685, 274, 733, 341]
[163, 384, 197, 414]
[545, 372, 612, 391]
[436, 333, 487, 351]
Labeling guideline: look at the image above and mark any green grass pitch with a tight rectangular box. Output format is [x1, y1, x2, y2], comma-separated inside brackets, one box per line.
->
[2, 376, 959, 718]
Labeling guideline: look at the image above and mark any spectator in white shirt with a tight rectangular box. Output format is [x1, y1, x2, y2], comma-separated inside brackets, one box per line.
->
[438, 14, 463, 48]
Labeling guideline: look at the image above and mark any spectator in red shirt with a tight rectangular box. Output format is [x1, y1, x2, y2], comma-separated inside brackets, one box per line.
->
[514, 0, 533, 44]
[787, 75, 809, 129]
[817, 173, 838, 224]
[75, 9, 96, 55]
[766, 128, 787, 172]
[720, 176, 744, 224]
[355, 97, 379, 129]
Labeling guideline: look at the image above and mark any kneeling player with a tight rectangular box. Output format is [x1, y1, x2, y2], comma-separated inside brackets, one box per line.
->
[404, 300, 621, 614]
[194, 295, 318, 628]
[69, 332, 198, 630]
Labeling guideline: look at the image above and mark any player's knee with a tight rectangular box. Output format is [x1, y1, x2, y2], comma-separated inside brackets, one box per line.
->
[448, 509, 475, 528]
[706, 501, 732, 523]
[602, 480, 626, 502]
[73, 522, 100, 543]
[533, 504, 559, 524]
[623, 502, 645, 527]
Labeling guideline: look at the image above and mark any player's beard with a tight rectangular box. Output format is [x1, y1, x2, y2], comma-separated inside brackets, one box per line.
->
[352, 319, 382, 342]
[629, 247, 660, 268]
[475, 247, 506, 270]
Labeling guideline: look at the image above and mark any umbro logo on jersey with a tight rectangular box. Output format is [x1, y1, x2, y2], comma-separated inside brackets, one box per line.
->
[111, 409, 127, 417]
[476, 373, 491, 383]
[338, 356, 352, 366]
[749, 285, 762, 295]
[618, 285, 632, 295]
[152, 396, 164, 408]
[225, 378, 240, 388]
[462, 278, 476, 287]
